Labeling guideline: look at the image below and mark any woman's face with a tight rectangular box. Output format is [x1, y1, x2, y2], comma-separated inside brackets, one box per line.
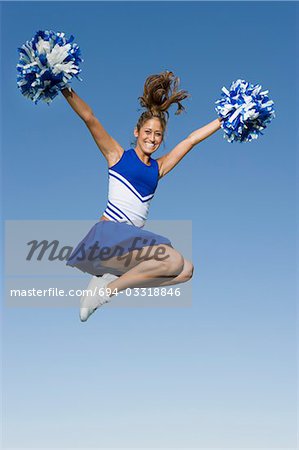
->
[134, 118, 164, 155]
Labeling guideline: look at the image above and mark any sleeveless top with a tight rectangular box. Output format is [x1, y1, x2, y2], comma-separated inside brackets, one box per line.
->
[103, 148, 159, 228]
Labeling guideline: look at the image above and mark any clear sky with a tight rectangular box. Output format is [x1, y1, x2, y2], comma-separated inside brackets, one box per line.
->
[1, 1, 298, 449]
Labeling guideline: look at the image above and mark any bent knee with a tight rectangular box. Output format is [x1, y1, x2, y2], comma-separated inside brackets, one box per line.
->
[181, 260, 194, 282]
[157, 247, 184, 276]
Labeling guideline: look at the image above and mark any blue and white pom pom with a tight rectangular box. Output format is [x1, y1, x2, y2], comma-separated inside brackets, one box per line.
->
[215, 79, 275, 143]
[17, 30, 83, 104]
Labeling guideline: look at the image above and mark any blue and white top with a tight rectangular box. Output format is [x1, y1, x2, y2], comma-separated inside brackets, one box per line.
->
[103, 148, 159, 228]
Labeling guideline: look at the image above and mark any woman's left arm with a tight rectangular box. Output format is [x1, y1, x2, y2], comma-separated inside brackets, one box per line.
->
[157, 118, 222, 178]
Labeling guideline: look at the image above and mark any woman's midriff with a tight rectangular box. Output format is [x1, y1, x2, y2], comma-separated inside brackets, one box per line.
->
[100, 215, 110, 222]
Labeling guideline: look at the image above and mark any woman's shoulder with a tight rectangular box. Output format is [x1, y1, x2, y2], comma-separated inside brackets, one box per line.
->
[108, 148, 133, 169]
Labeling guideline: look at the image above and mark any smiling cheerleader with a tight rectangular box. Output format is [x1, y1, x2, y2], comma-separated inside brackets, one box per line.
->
[63, 72, 222, 321]
[17, 30, 275, 321]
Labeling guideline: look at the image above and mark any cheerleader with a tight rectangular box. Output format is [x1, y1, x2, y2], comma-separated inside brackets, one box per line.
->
[17, 31, 274, 321]
[62, 72, 222, 321]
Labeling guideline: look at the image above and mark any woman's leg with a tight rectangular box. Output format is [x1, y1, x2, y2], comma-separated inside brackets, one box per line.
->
[156, 258, 194, 286]
[108, 257, 194, 293]
[100, 245, 194, 293]
[79, 245, 194, 321]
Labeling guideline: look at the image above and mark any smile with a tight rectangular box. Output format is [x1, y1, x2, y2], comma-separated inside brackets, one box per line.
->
[145, 142, 156, 149]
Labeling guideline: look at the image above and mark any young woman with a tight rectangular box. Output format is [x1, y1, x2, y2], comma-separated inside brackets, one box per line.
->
[63, 71, 222, 321]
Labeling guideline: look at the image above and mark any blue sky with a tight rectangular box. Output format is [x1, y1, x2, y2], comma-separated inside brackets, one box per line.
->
[1, 1, 298, 449]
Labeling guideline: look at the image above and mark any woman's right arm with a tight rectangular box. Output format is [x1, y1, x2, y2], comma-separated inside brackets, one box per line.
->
[61, 88, 123, 165]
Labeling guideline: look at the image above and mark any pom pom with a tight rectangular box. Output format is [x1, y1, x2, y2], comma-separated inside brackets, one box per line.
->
[215, 79, 275, 143]
[17, 30, 83, 104]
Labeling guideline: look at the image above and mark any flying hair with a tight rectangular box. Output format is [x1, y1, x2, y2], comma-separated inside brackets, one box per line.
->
[136, 71, 190, 133]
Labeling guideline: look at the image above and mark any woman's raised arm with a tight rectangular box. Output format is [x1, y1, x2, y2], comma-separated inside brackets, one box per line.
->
[157, 118, 222, 178]
[62, 88, 123, 166]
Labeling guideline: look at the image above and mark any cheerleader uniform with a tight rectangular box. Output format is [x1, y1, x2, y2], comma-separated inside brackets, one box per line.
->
[67, 148, 172, 275]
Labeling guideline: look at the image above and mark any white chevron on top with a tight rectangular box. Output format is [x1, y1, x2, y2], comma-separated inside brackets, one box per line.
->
[109, 169, 154, 201]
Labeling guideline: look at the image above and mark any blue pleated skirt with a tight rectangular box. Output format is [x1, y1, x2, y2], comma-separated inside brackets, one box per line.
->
[66, 221, 172, 276]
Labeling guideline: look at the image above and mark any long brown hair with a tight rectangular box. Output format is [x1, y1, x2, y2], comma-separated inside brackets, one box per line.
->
[136, 71, 189, 134]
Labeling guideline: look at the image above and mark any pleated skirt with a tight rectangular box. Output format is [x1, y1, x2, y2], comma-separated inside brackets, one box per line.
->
[66, 220, 172, 276]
